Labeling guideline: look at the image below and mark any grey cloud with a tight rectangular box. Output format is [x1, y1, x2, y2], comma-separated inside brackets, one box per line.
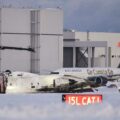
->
[64, 0, 120, 32]
[0, 0, 120, 32]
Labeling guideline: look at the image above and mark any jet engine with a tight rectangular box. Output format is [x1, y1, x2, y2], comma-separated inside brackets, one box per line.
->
[87, 76, 108, 87]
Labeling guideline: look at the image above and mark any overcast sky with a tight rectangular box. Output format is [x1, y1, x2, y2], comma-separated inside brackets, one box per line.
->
[0, 0, 120, 32]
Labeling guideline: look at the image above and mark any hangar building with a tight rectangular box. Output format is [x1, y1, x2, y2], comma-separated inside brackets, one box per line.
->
[63, 31, 120, 68]
[0, 8, 63, 74]
[0, 7, 120, 75]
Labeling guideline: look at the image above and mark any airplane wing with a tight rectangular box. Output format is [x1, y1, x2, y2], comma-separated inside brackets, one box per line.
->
[36, 74, 93, 93]
[62, 74, 120, 88]
[54, 75, 94, 93]
[37, 74, 120, 93]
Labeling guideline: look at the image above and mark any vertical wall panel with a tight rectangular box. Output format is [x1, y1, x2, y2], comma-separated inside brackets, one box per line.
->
[1, 8, 31, 72]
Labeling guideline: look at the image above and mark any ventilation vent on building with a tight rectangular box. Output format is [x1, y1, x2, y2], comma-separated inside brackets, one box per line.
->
[100, 54, 105, 57]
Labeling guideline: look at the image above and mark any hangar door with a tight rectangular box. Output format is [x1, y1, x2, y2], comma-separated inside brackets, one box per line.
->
[63, 47, 73, 67]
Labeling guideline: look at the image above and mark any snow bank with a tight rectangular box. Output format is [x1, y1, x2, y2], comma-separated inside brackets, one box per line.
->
[0, 91, 120, 120]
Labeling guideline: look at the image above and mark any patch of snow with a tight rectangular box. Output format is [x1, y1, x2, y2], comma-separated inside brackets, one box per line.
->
[0, 89, 120, 120]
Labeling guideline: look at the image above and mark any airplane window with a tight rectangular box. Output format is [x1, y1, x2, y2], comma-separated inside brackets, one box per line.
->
[50, 72, 59, 74]
[31, 85, 35, 88]
[17, 74, 23, 76]
[31, 83, 35, 88]
[10, 83, 12, 86]
[112, 55, 114, 58]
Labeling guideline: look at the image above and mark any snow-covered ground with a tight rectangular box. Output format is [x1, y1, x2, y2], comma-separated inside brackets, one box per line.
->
[0, 87, 120, 120]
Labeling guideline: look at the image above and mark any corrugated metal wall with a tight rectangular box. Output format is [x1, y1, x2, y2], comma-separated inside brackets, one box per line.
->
[30, 10, 40, 74]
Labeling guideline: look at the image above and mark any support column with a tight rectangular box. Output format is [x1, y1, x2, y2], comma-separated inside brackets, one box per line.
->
[73, 47, 76, 67]
[105, 46, 108, 67]
[88, 47, 92, 67]
[108, 47, 111, 67]
[30, 10, 40, 74]
[91, 47, 95, 67]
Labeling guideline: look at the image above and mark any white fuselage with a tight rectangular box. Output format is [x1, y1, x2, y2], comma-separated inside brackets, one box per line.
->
[54, 68, 120, 77]
[6, 68, 120, 93]
[6, 72, 68, 93]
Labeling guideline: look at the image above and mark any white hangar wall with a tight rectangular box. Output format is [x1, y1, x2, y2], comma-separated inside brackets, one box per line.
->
[40, 9, 63, 74]
[1, 8, 30, 33]
[0, 8, 63, 74]
[40, 9, 63, 34]
[88, 32, 120, 67]
[31, 9, 63, 74]
[39, 35, 63, 74]
[1, 34, 31, 71]
[0, 8, 31, 72]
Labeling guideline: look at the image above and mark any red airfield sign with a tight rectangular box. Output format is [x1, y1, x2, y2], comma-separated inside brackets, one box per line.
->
[62, 94, 102, 106]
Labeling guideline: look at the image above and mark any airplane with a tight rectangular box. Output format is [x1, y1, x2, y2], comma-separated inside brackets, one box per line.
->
[52, 67, 120, 90]
[4, 71, 88, 93]
[0, 68, 120, 94]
